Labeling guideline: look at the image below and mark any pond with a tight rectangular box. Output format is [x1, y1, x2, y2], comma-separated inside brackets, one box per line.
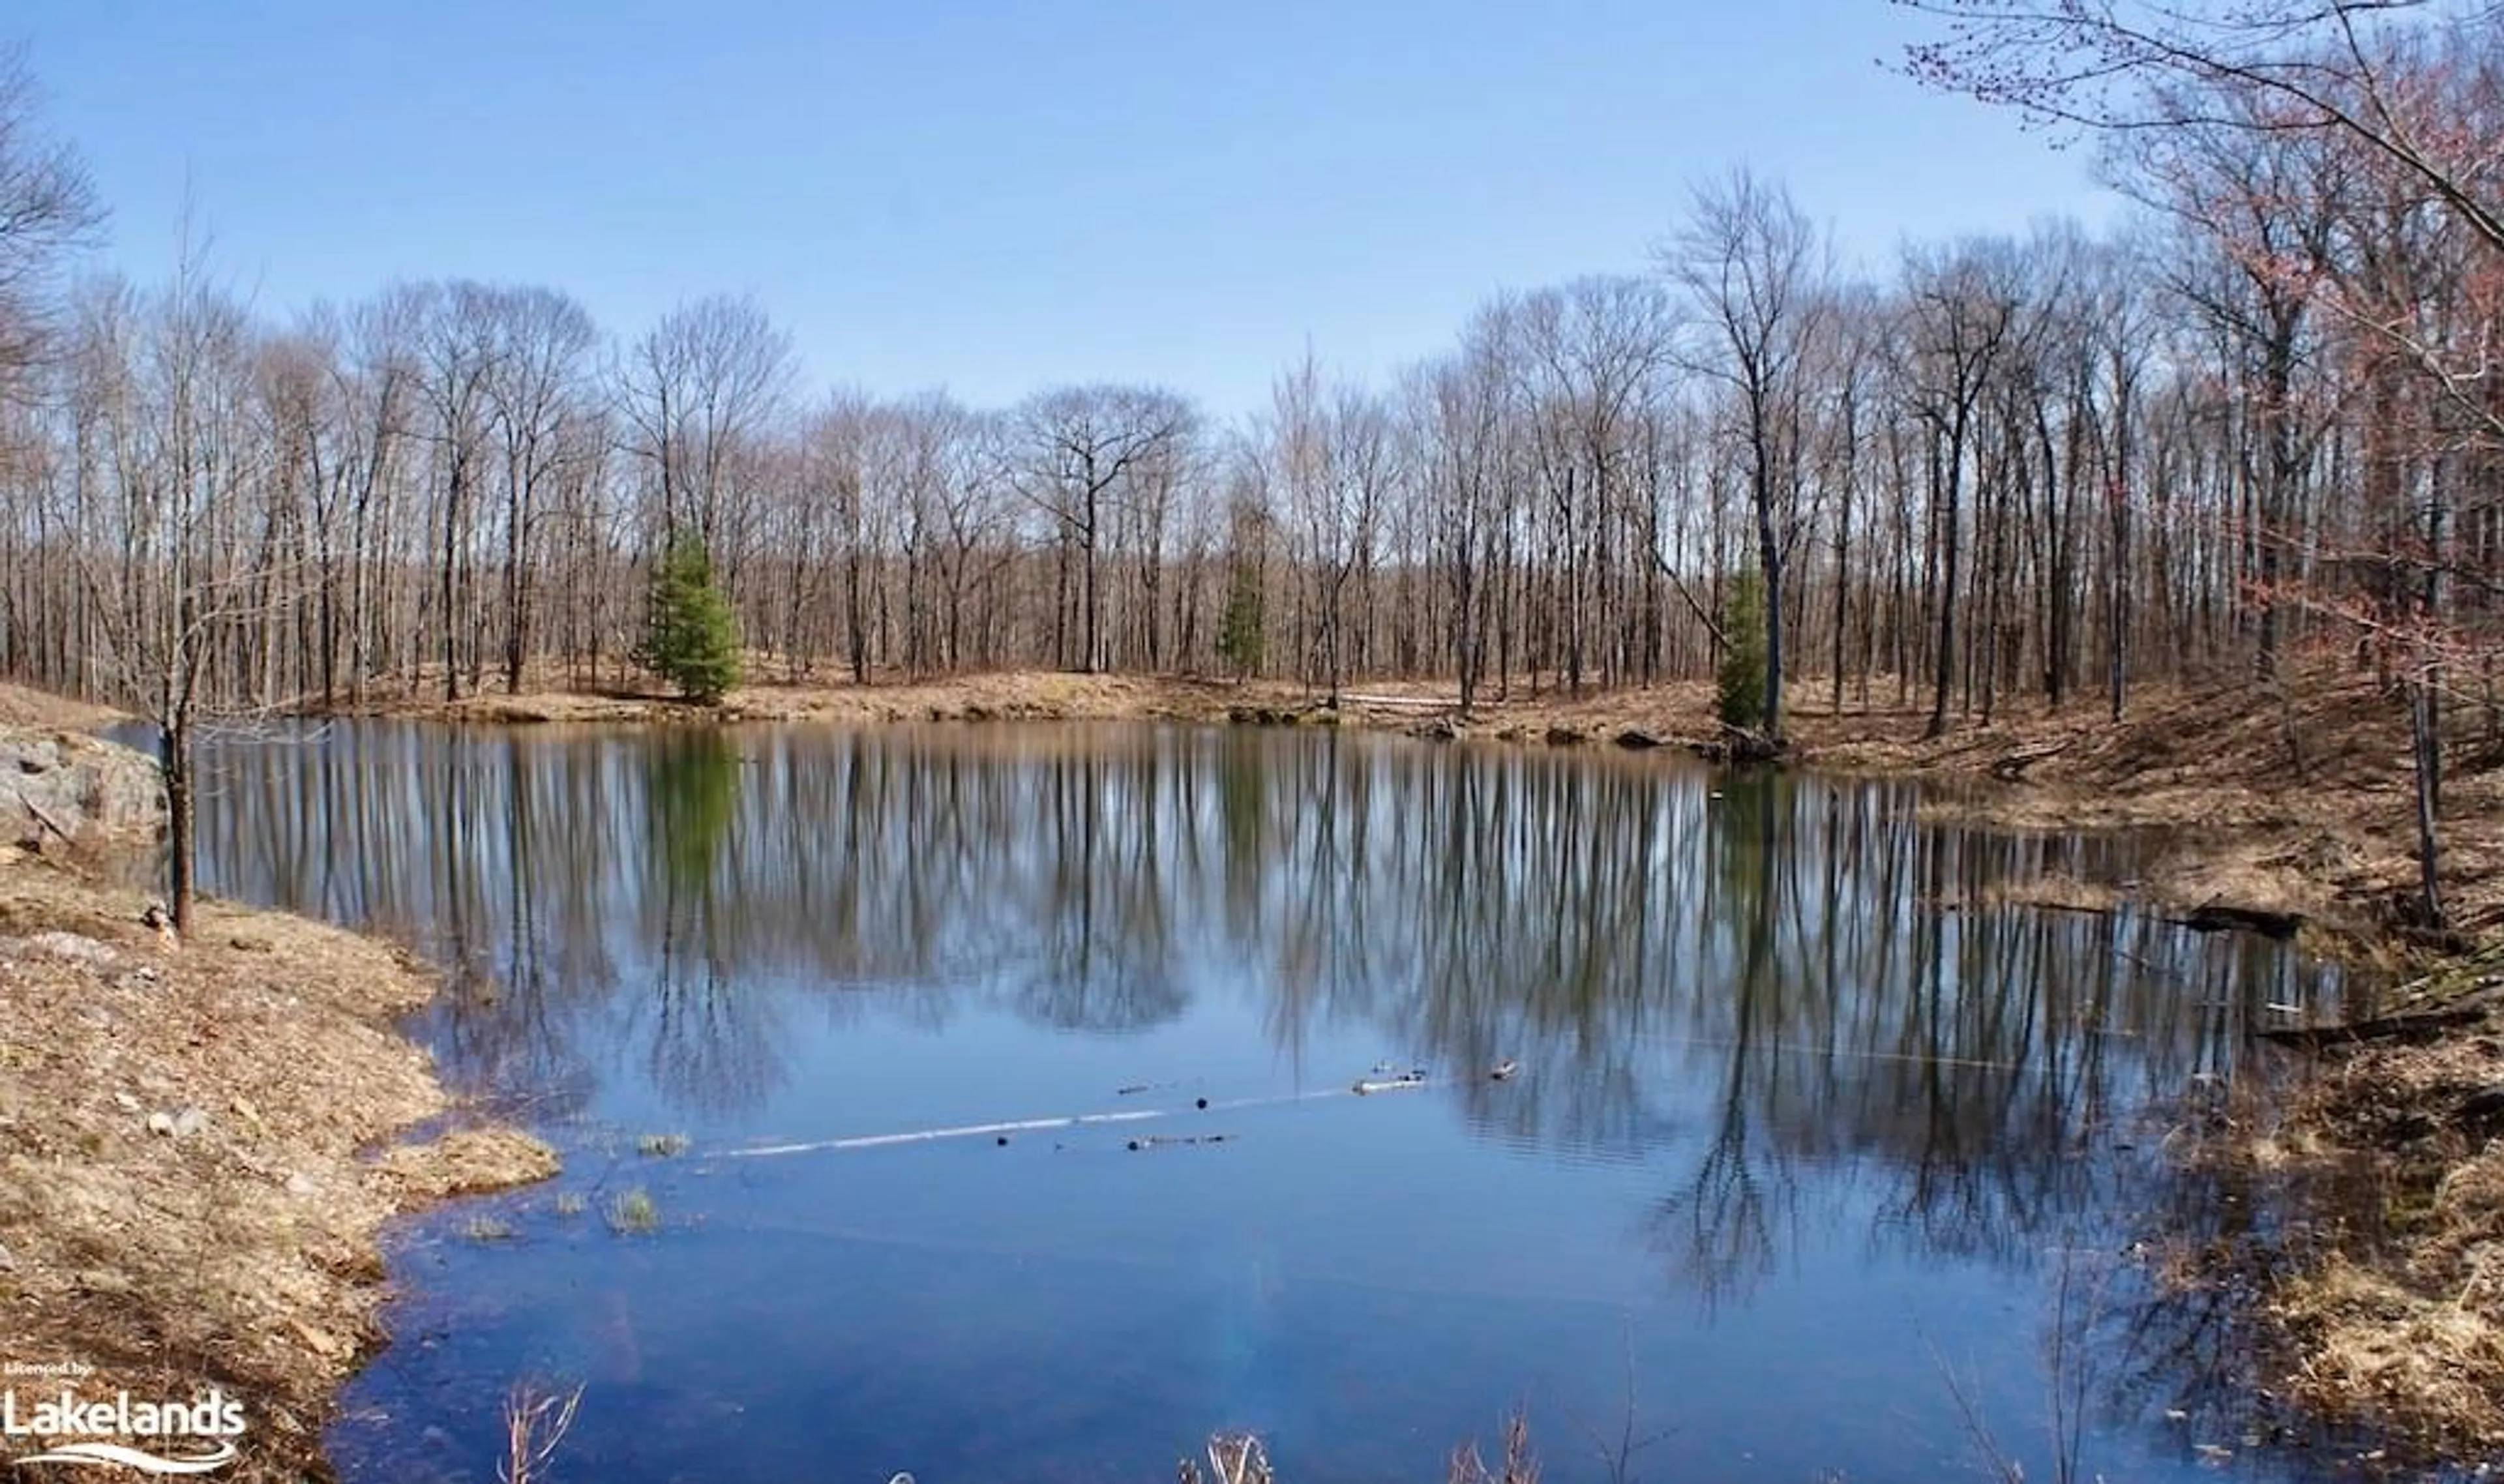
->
[186, 720, 2360, 1483]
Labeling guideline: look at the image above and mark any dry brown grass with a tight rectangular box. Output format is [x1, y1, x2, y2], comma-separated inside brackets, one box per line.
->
[1785, 664, 2504, 949]
[375, 1128, 558, 1202]
[0, 855, 555, 1481]
[1184, 1410, 1538, 1484]
[2250, 1023, 2504, 1452]
[0, 682, 123, 732]
[2277, 1247, 2504, 1450]
[352, 666, 1243, 729]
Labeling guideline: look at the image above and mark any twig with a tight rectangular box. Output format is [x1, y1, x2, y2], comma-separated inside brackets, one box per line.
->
[500, 1380, 584, 1484]
[1927, 1336, 2025, 1484]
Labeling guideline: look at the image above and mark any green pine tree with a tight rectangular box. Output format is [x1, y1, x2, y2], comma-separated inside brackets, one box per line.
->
[1716, 568, 1768, 732]
[637, 537, 743, 705]
[1215, 560, 1266, 679]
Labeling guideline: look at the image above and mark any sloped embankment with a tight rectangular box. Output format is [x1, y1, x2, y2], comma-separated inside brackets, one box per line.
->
[0, 728, 554, 1481]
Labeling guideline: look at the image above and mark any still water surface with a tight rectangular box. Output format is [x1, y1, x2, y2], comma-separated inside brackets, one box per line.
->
[188, 722, 2353, 1483]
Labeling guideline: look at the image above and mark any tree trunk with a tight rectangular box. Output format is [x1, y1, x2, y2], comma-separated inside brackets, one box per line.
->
[161, 717, 195, 939]
[2409, 674, 2445, 928]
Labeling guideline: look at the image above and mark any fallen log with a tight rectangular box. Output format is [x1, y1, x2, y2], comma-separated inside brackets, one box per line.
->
[1989, 738, 2076, 781]
[1333, 692, 1457, 710]
[2173, 902, 2305, 940]
[2257, 1002, 2488, 1049]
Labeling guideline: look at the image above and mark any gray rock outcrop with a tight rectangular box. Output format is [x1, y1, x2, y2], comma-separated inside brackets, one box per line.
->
[0, 729, 168, 845]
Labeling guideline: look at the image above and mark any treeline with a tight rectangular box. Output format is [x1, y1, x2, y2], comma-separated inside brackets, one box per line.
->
[0, 8, 2497, 920]
[10, 207, 2486, 722]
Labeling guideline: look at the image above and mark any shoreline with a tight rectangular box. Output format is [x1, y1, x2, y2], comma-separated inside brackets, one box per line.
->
[341, 666, 2504, 1453]
[346, 664, 2501, 969]
[0, 842, 556, 1482]
[8, 664, 2501, 1467]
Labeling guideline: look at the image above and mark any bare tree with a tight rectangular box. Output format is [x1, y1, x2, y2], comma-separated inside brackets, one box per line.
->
[0, 42, 103, 402]
[934, 406, 1014, 670]
[67, 256, 269, 935]
[797, 389, 874, 681]
[1903, 238, 2024, 739]
[620, 294, 797, 562]
[409, 281, 501, 701]
[484, 286, 597, 692]
[1266, 357, 1397, 704]
[1015, 384, 1195, 673]
[1898, 0, 2504, 251]
[1666, 170, 1823, 734]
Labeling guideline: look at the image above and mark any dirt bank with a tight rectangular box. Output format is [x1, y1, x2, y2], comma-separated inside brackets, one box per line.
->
[0, 852, 556, 1481]
[0, 681, 125, 733]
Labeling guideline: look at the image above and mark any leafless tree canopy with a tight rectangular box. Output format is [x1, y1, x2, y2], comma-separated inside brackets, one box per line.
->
[2, 17, 2501, 927]
[1899, 0, 2504, 921]
[0, 42, 100, 397]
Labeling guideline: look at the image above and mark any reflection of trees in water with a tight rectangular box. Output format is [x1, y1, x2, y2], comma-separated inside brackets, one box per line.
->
[1650, 778, 1792, 1307]
[191, 724, 2338, 1265]
[188, 723, 2360, 1461]
[634, 731, 788, 1116]
[1010, 747, 1185, 1031]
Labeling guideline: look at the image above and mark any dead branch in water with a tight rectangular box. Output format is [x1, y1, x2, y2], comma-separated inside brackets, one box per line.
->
[500, 1380, 584, 1484]
[1446, 1409, 1540, 1484]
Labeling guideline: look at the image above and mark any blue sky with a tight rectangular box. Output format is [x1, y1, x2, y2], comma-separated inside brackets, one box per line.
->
[16, 1, 2117, 417]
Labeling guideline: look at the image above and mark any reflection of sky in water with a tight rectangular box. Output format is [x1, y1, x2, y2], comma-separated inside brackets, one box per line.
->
[188, 722, 2364, 1483]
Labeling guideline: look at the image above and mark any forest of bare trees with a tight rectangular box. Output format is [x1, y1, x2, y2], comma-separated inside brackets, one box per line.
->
[0, 7, 2498, 924]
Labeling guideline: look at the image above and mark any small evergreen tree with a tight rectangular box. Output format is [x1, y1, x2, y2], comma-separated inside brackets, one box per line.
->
[1215, 560, 1265, 679]
[638, 537, 743, 705]
[1716, 568, 1768, 732]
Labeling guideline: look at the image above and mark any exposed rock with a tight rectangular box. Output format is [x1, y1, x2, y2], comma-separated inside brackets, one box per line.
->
[146, 1106, 207, 1139]
[1228, 705, 1307, 727]
[1688, 728, 1789, 766]
[0, 729, 166, 845]
[1613, 728, 1664, 750]
[1543, 726, 1585, 747]
[4, 930, 119, 966]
